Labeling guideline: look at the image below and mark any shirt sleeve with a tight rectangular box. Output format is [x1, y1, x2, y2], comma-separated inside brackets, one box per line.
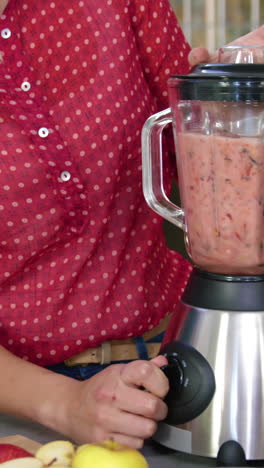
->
[129, 0, 191, 111]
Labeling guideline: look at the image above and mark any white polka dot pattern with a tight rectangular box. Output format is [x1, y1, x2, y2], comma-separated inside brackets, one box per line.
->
[0, 0, 192, 365]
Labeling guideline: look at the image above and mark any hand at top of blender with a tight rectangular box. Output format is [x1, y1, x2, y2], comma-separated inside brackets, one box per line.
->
[188, 24, 264, 66]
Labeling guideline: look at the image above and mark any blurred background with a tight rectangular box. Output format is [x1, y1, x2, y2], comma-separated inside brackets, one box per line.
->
[164, 0, 263, 257]
[170, 0, 263, 51]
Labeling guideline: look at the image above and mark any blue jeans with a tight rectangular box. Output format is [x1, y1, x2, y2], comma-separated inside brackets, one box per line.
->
[47, 333, 164, 380]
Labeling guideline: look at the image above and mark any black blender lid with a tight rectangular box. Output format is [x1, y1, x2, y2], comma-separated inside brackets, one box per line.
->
[169, 63, 264, 101]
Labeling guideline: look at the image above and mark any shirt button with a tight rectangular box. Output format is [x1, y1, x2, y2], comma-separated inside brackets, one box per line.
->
[1, 28, 11, 39]
[21, 81, 31, 92]
[60, 171, 71, 182]
[38, 127, 49, 138]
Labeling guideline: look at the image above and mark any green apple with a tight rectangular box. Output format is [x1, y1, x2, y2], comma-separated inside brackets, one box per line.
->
[72, 440, 149, 468]
[35, 440, 75, 466]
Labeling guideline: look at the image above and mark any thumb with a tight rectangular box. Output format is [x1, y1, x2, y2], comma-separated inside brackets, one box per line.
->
[188, 46, 217, 67]
[151, 354, 168, 368]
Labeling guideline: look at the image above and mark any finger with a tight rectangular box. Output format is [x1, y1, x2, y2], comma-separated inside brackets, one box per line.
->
[114, 384, 168, 420]
[120, 360, 169, 398]
[188, 47, 212, 67]
[110, 433, 144, 449]
[101, 406, 158, 440]
[150, 355, 167, 368]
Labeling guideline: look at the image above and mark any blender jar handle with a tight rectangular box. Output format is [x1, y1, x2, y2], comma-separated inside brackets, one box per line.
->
[142, 107, 185, 230]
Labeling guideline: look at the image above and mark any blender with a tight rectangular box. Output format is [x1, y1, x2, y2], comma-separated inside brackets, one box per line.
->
[141, 46, 264, 465]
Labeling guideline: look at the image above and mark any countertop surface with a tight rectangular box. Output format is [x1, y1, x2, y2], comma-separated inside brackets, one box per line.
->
[0, 413, 220, 468]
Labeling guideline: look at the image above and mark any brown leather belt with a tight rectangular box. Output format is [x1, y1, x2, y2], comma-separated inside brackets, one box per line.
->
[64, 315, 170, 366]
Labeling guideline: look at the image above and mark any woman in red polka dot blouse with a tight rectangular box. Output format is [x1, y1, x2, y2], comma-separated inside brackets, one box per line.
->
[0, 0, 263, 447]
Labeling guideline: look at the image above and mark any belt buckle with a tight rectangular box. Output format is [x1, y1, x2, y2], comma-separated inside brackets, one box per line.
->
[64, 342, 112, 366]
[100, 342, 111, 365]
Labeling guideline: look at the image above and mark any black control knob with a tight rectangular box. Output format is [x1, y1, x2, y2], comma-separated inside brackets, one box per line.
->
[160, 341, 216, 425]
[161, 356, 184, 398]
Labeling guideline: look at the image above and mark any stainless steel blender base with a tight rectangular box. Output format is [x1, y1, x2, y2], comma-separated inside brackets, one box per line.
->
[157, 305, 264, 461]
[153, 422, 193, 453]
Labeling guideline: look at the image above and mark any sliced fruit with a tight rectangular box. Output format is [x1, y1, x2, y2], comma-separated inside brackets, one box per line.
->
[0, 444, 33, 463]
[35, 440, 75, 466]
[0, 457, 43, 467]
[45, 465, 70, 467]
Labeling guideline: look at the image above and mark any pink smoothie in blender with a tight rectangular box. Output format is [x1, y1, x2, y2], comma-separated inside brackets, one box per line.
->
[177, 129, 264, 274]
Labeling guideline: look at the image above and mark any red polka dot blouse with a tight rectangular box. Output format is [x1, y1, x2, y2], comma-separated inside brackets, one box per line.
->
[0, 0, 192, 365]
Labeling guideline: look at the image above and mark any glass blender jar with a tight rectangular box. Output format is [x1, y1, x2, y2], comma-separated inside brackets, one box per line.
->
[142, 59, 264, 276]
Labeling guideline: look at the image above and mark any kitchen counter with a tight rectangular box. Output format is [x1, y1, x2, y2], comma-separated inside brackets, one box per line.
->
[0, 413, 217, 468]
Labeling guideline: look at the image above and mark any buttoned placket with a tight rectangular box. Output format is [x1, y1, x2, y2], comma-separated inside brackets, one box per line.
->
[0, 16, 89, 233]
